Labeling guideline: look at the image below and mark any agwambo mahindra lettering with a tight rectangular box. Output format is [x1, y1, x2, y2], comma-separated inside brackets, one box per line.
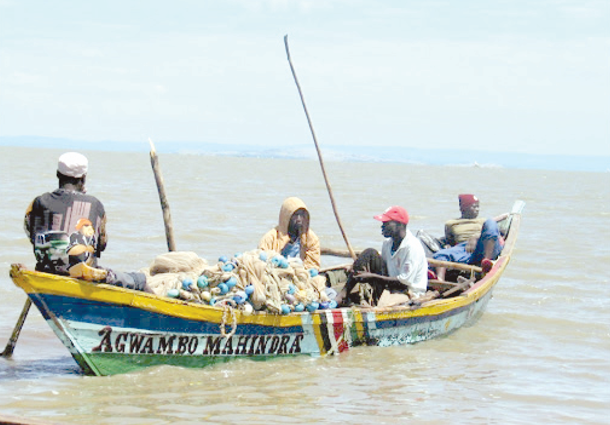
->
[92, 327, 304, 356]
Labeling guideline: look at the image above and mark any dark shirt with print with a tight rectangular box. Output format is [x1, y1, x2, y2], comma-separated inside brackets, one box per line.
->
[24, 188, 107, 274]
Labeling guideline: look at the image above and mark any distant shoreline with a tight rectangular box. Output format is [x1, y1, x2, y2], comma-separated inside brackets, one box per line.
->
[1, 136, 608, 173]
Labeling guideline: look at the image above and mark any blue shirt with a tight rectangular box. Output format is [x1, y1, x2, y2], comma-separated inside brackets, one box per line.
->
[281, 239, 301, 259]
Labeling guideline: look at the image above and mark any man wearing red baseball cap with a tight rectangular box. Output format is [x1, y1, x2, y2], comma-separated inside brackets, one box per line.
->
[336, 205, 428, 306]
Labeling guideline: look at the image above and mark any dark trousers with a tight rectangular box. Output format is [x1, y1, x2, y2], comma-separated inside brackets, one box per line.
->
[105, 270, 148, 291]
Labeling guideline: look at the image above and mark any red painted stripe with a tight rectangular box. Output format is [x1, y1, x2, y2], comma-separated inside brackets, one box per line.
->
[331, 311, 349, 353]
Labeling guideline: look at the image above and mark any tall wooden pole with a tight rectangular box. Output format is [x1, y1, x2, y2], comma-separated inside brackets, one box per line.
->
[284, 35, 357, 261]
[149, 138, 176, 252]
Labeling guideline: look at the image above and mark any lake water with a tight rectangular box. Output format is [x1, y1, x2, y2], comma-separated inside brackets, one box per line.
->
[0, 146, 608, 424]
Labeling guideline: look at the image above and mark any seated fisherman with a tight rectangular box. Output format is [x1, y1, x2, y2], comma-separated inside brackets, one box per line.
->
[443, 194, 488, 247]
[24, 152, 152, 292]
[336, 205, 428, 306]
[432, 194, 507, 281]
[258, 197, 321, 270]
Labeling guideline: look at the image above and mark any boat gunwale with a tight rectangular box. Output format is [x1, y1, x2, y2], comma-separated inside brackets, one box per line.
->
[9, 212, 522, 325]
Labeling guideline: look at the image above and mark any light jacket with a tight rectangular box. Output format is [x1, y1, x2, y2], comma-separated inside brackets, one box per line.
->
[258, 197, 320, 270]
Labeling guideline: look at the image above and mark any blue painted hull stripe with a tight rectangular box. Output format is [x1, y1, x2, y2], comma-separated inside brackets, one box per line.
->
[373, 303, 473, 330]
[30, 293, 479, 337]
[31, 293, 303, 335]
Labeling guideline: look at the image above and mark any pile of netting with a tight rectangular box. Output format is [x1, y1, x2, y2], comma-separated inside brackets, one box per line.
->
[140, 250, 337, 314]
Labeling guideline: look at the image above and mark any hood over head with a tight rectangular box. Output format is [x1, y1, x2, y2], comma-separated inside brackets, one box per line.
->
[277, 197, 309, 235]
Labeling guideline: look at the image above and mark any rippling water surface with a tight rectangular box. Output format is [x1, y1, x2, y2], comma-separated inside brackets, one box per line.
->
[1, 146, 608, 424]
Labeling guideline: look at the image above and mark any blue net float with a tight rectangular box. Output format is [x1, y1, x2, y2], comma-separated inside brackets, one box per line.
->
[306, 301, 319, 312]
[222, 263, 235, 272]
[233, 290, 247, 304]
[225, 276, 237, 288]
[181, 278, 194, 291]
[197, 275, 209, 289]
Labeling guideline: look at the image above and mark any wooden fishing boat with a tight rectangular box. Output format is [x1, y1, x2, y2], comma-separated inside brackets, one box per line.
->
[9, 202, 523, 376]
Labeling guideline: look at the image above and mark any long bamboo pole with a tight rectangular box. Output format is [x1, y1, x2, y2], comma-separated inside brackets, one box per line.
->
[284, 35, 357, 261]
[149, 138, 176, 251]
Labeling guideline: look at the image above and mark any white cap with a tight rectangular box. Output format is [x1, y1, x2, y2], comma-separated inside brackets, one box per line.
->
[58, 152, 88, 178]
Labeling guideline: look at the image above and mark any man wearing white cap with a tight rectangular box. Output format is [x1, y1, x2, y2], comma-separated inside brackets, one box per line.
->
[25, 152, 149, 291]
[25, 152, 106, 273]
[336, 205, 428, 306]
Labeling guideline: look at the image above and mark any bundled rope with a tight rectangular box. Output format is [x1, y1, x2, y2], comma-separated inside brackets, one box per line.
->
[219, 300, 238, 338]
[140, 250, 337, 315]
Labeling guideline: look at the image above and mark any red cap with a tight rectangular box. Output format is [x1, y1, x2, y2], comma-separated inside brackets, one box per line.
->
[459, 194, 479, 210]
[374, 206, 409, 224]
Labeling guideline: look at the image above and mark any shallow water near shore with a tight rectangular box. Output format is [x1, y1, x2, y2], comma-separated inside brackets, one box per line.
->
[1, 146, 609, 424]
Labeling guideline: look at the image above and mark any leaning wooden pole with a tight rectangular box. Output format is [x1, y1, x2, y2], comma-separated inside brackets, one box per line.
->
[0, 298, 32, 358]
[149, 138, 176, 251]
[284, 35, 357, 261]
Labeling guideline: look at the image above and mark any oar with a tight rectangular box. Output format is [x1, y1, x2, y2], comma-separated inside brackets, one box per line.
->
[1, 298, 32, 358]
[149, 138, 176, 252]
[284, 35, 357, 261]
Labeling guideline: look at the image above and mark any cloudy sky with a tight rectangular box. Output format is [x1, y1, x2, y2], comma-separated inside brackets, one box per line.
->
[1, 0, 608, 156]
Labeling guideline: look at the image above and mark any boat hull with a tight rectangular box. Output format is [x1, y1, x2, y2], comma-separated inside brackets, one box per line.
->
[12, 263, 499, 376]
[10, 209, 520, 376]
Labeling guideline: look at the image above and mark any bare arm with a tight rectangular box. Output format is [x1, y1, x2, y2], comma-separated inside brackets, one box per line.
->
[353, 271, 406, 292]
[97, 214, 108, 255]
[444, 223, 455, 247]
[24, 201, 34, 242]
[494, 213, 509, 222]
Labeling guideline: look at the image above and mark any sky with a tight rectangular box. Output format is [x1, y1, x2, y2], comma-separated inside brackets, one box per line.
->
[1, 0, 609, 157]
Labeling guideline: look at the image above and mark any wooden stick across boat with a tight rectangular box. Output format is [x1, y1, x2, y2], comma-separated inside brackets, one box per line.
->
[321, 246, 483, 273]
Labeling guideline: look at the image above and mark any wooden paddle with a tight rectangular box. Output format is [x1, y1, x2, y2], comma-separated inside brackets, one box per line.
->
[1, 298, 32, 358]
[284, 35, 357, 261]
[149, 138, 176, 252]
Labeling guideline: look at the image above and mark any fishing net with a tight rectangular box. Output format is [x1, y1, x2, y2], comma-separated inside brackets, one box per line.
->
[140, 249, 334, 315]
